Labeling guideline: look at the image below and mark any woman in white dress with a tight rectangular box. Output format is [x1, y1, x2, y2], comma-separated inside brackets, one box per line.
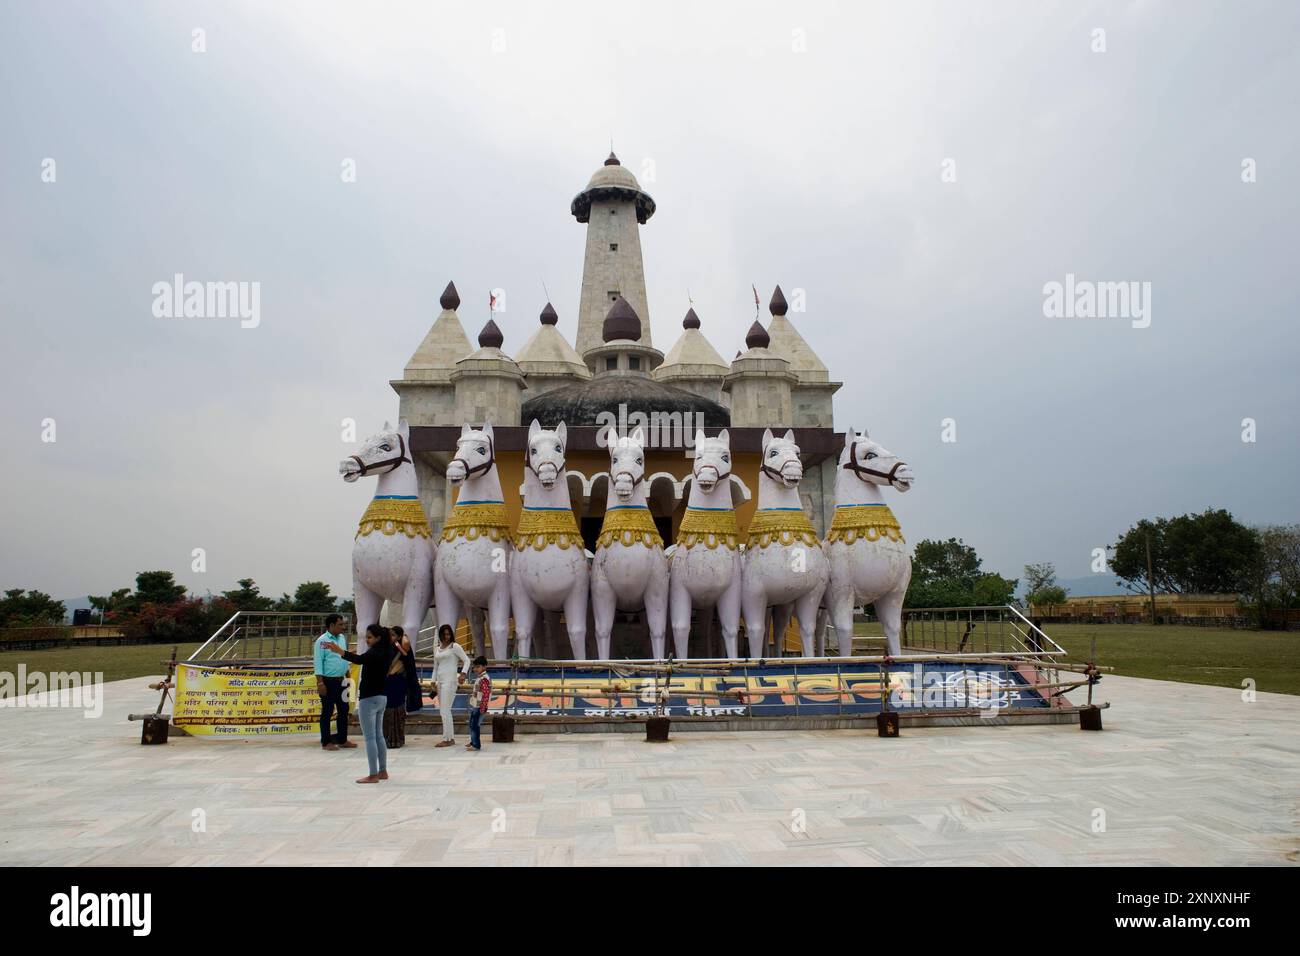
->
[432, 624, 470, 748]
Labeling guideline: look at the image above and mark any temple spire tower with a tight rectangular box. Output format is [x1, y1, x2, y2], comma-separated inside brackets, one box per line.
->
[571, 151, 656, 356]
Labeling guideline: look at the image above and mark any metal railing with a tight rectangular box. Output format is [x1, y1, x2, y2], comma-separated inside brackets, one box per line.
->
[189, 611, 352, 662]
[900, 605, 1066, 659]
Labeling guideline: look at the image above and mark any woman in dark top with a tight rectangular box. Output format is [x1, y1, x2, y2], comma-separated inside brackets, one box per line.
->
[383, 626, 421, 748]
[323, 623, 395, 784]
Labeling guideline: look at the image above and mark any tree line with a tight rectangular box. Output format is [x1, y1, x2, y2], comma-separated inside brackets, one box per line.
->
[0, 572, 355, 643]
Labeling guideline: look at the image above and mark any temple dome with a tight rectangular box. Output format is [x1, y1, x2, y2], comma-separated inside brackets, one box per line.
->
[571, 151, 656, 224]
[521, 375, 730, 428]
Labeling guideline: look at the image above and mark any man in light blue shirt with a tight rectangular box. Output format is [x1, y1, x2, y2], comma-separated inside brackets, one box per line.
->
[314, 613, 356, 750]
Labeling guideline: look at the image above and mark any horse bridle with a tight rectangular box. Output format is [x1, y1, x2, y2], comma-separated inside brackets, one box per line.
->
[759, 439, 806, 485]
[451, 433, 495, 480]
[349, 433, 411, 476]
[526, 438, 564, 479]
[843, 439, 906, 485]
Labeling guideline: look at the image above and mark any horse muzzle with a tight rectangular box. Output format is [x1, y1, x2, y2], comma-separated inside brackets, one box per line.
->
[695, 465, 719, 491]
[612, 471, 636, 499]
[446, 460, 468, 484]
[780, 462, 803, 487]
[339, 459, 362, 483]
[536, 461, 559, 487]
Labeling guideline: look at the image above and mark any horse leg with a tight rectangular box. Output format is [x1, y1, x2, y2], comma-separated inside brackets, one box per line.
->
[487, 578, 511, 661]
[401, 548, 434, 652]
[772, 603, 794, 658]
[832, 580, 863, 660]
[668, 562, 692, 660]
[874, 586, 906, 658]
[794, 586, 824, 659]
[717, 554, 743, 659]
[740, 585, 768, 660]
[433, 560, 461, 639]
[814, 605, 828, 657]
[353, 582, 383, 638]
[563, 565, 589, 661]
[644, 558, 669, 660]
[590, 559, 614, 662]
[509, 570, 537, 660]
[467, 606, 486, 658]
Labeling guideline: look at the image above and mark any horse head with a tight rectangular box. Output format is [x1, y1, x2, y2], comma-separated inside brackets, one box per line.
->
[607, 426, 646, 503]
[760, 428, 803, 489]
[526, 419, 567, 489]
[840, 427, 913, 492]
[446, 422, 496, 486]
[339, 420, 411, 484]
[690, 428, 731, 493]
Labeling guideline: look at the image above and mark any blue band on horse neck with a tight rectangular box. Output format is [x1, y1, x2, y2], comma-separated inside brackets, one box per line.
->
[836, 502, 887, 508]
[758, 507, 803, 512]
[373, 495, 418, 500]
[523, 506, 571, 511]
[457, 499, 504, 505]
[689, 505, 733, 511]
[608, 504, 648, 511]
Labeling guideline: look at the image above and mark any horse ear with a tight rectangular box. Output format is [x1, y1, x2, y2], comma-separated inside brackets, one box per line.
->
[718, 429, 730, 447]
[483, 422, 495, 441]
[397, 419, 410, 437]
[783, 429, 795, 443]
[762, 428, 774, 450]
[844, 429, 855, 450]
[555, 421, 567, 449]
[693, 428, 706, 452]
[383, 420, 391, 432]
[630, 426, 645, 448]
[528, 419, 541, 441]
[461, 423, 471, 437]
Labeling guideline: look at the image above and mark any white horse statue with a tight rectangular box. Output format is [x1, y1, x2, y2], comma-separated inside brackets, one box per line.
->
[668, 430, 743, 659]
[825, 428, 914, 656]
[590, 427, 669, 660]
[340, 420, 435, 638]
[434, 423, 513, 660]
[510, 420, 588, 659]
[740, 429, 830, 657]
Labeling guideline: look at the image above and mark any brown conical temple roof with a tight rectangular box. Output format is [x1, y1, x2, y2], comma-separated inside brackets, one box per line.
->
[769, 285, 788, 317]
[603, 296, 642, 342]
[604, 151, 620, 166]
[540, 302, 558, 326]
[683, 308, 701, 329]
[745, 321, 770, 350]
[440, 281, 460, 311]
[478, 318, 504, 349]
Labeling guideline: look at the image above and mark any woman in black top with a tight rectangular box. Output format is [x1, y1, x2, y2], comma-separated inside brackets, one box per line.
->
[323, 623, 395, 784]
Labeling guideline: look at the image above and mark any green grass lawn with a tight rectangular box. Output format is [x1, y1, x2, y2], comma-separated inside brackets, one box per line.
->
[854, 620, 1300, 696]
[0, 642, 203, 684]
[4, 625, 1298, 697]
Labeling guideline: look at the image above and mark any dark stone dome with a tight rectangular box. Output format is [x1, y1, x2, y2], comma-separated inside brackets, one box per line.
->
[521, 376, 730, 428]
[603, 296, 642, 342]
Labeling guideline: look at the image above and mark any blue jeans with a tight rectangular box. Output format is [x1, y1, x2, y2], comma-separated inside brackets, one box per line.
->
[359, 695, 387, 774]
[468, 709, 483, 750]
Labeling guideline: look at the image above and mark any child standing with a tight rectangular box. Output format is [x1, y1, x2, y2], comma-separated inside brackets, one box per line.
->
[466, 656, 490, 752]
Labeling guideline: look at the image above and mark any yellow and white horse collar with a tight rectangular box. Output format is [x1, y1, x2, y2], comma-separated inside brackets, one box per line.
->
[514, 506, 582, 551]
[746, 507, 819, 549]
[440, 499, 511, 544]
[676, 506, 740, 550]
[826, 503, 904, 544]
[356, 495, 431, 539]
[596, 504, 663, 550]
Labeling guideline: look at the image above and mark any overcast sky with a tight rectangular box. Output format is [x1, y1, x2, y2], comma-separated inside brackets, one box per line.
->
[2, 0, 1297, 602]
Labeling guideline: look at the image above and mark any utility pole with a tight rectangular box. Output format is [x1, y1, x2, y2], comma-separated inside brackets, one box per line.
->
[1145, 532, 1159, 626]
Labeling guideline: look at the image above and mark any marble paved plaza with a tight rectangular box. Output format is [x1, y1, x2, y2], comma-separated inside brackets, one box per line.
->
[0, 674, 1296, 866]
